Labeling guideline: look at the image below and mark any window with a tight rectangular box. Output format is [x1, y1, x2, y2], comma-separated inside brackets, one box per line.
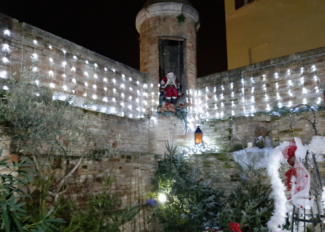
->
[235, 0, 254, 10]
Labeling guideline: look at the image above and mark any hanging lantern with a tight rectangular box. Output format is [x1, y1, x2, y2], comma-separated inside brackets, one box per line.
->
[194, 126, 203, 145]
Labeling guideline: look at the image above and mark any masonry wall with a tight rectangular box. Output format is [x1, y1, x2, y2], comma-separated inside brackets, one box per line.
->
[0, 13, 155, 119]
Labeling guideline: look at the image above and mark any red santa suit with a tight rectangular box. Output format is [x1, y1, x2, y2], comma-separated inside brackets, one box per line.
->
[161, 72, 178, 104]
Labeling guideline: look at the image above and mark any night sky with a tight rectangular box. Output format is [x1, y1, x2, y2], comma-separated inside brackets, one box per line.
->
[0, 0, 227, 77]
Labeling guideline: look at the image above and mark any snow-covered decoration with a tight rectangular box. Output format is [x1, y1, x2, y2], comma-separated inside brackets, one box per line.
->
[233, 136, 273, 170]
[267, 138, 316, 231]
[179, 142, 219, 156]
[282, 138, 314, 209]
[267, 142, 290, 232]
[233, 147, 273, 170]
[307, 136, 325, 162]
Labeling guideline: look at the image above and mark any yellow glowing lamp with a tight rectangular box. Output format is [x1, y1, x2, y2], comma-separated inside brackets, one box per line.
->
[195, 126, 203, 145]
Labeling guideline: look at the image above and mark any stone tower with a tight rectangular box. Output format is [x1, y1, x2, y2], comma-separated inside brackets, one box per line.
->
[136, 0, 200, 92]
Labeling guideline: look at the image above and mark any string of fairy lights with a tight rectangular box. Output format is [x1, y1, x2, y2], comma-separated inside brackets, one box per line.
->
[0, 28, 161, 119]
[189, 58, 324, 121]
[1, 27, 324, 120]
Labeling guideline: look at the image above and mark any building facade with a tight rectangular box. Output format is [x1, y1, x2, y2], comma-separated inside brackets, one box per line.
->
[225, 0, 325, 70]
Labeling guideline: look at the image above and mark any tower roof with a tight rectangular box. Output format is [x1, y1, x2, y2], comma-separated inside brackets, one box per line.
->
[143, 0, 192, 8]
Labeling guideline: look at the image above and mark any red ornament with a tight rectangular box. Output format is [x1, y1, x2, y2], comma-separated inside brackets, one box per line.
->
[230, 222, 241, 232]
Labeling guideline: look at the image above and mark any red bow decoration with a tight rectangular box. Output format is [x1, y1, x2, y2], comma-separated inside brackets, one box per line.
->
[229, 222, 242, 232]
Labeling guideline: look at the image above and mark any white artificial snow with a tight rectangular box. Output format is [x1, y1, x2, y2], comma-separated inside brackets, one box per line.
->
[307, 136, 325, 162]
[267, 142, 290, 232]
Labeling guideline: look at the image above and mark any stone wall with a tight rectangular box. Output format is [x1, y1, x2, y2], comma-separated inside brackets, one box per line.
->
[0, 13, 154, 119]
[196, 46, 325, 120]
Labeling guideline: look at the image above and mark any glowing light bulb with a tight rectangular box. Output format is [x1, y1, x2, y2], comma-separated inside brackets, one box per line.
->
[4, 29, 10, 36]
[35, 80, 39, 85]
[2, 44, 9, 52]
[92, 95, 97, 100]
[311, 65, 316, 72]
[72, 78, 76, 84]
[121, 102, 124, 107]
[129, 96, 132, 100]
[302, 98, 307, 104]
[94, 74, 98, 79]
[251, 87, 254, 93]
[2, 57, 9, 63]
[158, 193, 166, 203]
[32, 53, 38, 59]
[300, 67, 304, 74]
[121, 93, 124, 98]
[3, 86, 9, 90]
[84, 71, 88, 77]
[112, 79, 116, 83]
[94, 63, 98, 68]
[49, 58, 54, 63]
[63, 85, 68, 91]
[92, 106, 97, 110]
[93, 84, 97, 89]
[48, 70, 54, 77]
[62, 74, 66, 78]
[143, 84, 147, 88]
[274, 72, 278, 78]
[288, 80, 292, 86]
[278, 103, 282, 108]
[129, 87, 133, 91]
[112, 98, 116, 102]
[62, 49, 66, 54]
[83, 93, 87, 97]
[62, 61, 67, 66]
[85, 60, 89, 64]
[300, 77, 304, 84]
[73, 55, 77, 60]
[266, 104, 271, 111]
[302, 87, 307, 94]
[103, 97, 108, 102]
[288, 101, 292, 107]
[50, 83, 55, 88]
[251, 96, 255, 102]
[49, 45, 52, 49]
[103, 78, 107, 82]
[315, 86, 319, 93]
[112, 69, 116, 72]
[33, 40, 37, 45]
[104, 67, 107, 71]
[128, 105, 132, 109]
[71, 67, 76, 71]
[232, 110, 235, 116]
[84, 82, 88, 87]
[113, 88, 116, 92]
[104, 87, 107, 91]
[121, 84, 125, 89]
[0, 71, 7, 78]
[101, 107, 107, 112]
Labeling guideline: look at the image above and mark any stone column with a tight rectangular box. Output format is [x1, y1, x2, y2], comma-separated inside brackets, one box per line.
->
[136, 2, 200, 91]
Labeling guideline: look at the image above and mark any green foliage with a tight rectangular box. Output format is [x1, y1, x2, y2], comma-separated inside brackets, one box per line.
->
[218, 165, 274, 232]
[0, 67, 119, 203]
[177, 14, 186, 23]
[0, 148, 64, 232]
[61, 175, 140, 232]
[153, 142, 224, 232]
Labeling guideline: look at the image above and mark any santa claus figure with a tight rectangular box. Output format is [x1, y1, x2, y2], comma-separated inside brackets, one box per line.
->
[160, 72, 181, 105]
